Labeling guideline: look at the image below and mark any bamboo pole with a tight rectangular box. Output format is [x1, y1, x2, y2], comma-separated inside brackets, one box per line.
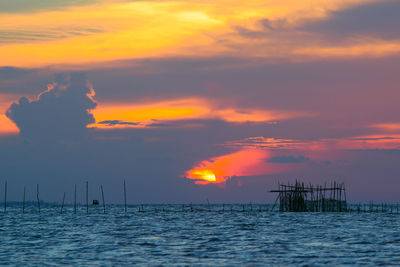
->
[343, 184, 347, 211]
[74, 184, 77, 214]
[3, 181, 7, 213]
[36, 184, 40, 213]
[86, 181, 88, 214]
[339, 183, 342, 212]
[22, 186, 26, 214]
[60, 192, 65, 214]
[123, 180, 127, 213]
[333, 181, 336, 212]
[101, 185, 105, 214]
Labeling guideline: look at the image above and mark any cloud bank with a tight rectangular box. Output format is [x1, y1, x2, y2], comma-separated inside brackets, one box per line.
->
[6, 73, 97, 142]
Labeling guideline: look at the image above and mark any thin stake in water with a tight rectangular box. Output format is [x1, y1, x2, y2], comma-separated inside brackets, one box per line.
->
[101, 185, 105, 214]
[123, 180, 127, 213]
[36, 184, 40, 213]
[22, 186, 26, 214]
[74, 184, 77, 214]
[86, 181, 88, 214]
[60, 192, 65, 214]
[4, 181, 7, 214]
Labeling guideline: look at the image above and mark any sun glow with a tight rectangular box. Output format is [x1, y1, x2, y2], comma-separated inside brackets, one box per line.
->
[193, 170, 217, 182]
[184, 149, 279, 185]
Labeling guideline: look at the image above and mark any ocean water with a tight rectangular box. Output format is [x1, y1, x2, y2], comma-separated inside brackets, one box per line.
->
[0, 204, 400, 266]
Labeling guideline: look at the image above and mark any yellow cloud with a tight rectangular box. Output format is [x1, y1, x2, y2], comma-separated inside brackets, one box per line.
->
[89, 97, 303, 129]
[0, 0, 384, 67]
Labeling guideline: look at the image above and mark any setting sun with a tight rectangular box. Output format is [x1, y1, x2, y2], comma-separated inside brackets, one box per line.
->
[184, 149, 275, 185]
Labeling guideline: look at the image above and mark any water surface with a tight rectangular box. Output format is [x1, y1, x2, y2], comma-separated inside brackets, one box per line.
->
[0, 204, 399, 265]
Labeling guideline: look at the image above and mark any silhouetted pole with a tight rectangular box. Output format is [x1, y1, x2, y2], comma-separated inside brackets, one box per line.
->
[344, 184, 347, 211]
[4, 181, 7, 214]
[22, 186, 26, 214]
[100, 185, 106, 214]
[123, 180, 127, 213]
[74, 184, 77, 214]
[60, 192, 65, 214]
[36, 184, 40, 213]
[86, 181, 88, 214]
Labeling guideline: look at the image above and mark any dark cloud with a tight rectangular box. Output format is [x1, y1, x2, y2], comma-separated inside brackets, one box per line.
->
[0, 67, 33, 80]
[233, 26, 267, 39]
[98, 120, 139, 126]
[301, 0, 400, 39]
[147, 123, 173, 127]
[225, 175, 241, 188]
[260, 19, 288, 31]
[352, 136, 396, 141]
[6, 72, 97, 142]
[235, 1, 400, 42]
[233, 19, 289, 39]
[268, 155, 309, 164]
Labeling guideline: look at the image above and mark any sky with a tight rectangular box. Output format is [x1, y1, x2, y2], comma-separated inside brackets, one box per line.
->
[1, 0, 400, 204]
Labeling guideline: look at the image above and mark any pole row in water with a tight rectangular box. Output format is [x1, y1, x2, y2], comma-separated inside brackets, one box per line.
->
[0, 180, 399, 214]
[0, 181, 125, 214]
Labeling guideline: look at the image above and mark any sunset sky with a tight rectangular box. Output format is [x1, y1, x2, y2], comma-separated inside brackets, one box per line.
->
[1, 0, 400, 203]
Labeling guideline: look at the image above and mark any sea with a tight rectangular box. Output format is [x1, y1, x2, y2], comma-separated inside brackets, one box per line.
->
[0, 203, 399, 266]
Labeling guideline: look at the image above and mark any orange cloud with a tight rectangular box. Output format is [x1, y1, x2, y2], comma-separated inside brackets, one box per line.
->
[336, 135, 400, 150]
[0, 115, 19, 136]
[0, 0, 379, 68]
[184, 149, 277, 185]
[225, 136, 327, 150]
[0, 94, 20, 136]
[294, 40, 400, 59]
[370, 123, 400, 132]
[226, 135, 400, 151]
[89, 98, 302, 129]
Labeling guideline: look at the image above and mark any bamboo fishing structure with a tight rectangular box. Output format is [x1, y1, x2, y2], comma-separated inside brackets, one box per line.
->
[270, 180, 348, 212]
[5, 180, 400, 215]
